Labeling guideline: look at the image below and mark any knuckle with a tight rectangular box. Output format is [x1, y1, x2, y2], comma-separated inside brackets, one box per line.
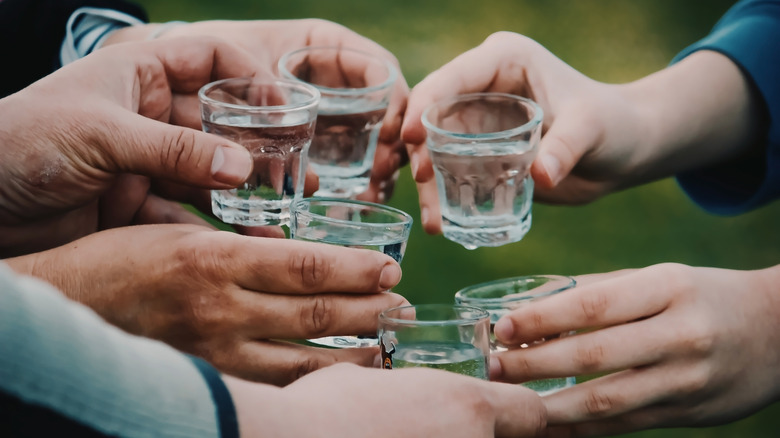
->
[292, 355, 326, 382]
[573, 339, 607, 372]
[288, 250, 332, 289]
[583, 389, 617, 417]
[159, 129, 198, 174]
[299, 295, 335, 337]
[579, 292, 610, 323]
[677, 364, 712, 395]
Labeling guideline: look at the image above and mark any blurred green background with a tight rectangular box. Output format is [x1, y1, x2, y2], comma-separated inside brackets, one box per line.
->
[136, 0, 779, 436]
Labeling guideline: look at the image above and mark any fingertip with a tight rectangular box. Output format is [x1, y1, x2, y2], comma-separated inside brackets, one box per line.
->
[211, 144, 252, 186]
[379, 261, 402, 289]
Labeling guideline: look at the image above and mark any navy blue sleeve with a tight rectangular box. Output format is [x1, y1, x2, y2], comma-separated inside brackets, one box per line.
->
[189, 356, 240, 438]
[672, 0, 780, 215]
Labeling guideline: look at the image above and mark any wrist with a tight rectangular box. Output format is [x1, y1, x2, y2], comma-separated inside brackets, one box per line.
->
[223, 375, 296, 438]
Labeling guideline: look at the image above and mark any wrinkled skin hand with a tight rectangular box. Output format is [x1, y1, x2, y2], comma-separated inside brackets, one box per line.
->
[0, 37, 269, 257]
[108, 18, 411, 204]
[227, 363, 548, 438]
[490, 263, 780, 436]
[6, 224, 408, 386]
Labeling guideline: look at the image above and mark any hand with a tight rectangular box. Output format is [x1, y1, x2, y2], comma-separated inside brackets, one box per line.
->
[401, 31, 762, 234]
[6, 224, 407, 386]
[226, 363, 547, 438]
[489, 263, 780, 436]
[0, 37, 268, 257]
[107, 18, 411, 204]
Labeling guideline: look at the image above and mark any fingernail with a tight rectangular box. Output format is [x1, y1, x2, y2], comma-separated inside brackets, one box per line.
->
[379, 263, 402, 289]
[489, 355, 503, 380]
[540, 154, 561, 185]
[211, 146, 252, 185]
[421, 207, 429, 226]
[494, 318, 515, 343]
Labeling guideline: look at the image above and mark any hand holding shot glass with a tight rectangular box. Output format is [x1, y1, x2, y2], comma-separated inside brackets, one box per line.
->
[290, 197, 413, 348]
[279, 46, 398, 198]
[455, 275, 577, 394]
[421, 93, 543, 249]
[198, 77, 319, 226]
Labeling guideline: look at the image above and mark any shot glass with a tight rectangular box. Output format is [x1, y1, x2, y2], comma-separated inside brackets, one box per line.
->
[199, 77, 320, 226]
[455, 275, 577, 395]
[421, 93, 543, 249]
[378, 304, 491, 380]
[278, 46, 398, 198]
[290, 197, 413, 348]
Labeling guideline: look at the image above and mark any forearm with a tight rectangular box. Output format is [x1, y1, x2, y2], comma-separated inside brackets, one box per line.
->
[617, 50, 764, 185]
[0, 262, 227, 437]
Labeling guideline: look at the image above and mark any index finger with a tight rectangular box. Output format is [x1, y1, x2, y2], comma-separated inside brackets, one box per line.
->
[494, 266, 672, 347]
[213, 233, 403, 294]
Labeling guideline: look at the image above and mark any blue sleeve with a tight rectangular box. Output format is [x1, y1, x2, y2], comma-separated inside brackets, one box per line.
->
[671, 0, 780, 215]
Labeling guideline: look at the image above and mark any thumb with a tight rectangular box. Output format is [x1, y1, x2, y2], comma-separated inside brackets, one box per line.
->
[530, 106, 601, 190]
[106, 111, 253, 189]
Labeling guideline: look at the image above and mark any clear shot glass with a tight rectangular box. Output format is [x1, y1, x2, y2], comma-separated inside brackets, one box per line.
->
[455, 275, 577, 394]
[279, 46, 398, 199]
[290, 197, 413, 348]
[421, 93, 543, 249]
[378, 304, 491, 380]
[199, 77, 320, 226]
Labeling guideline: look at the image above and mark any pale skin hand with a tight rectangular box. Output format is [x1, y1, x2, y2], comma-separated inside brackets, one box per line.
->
[225, 363, 547, 438]
[6, 224, 407, 386]
[400, 31, 763, 234]
[490, 263, 780, 437]
[0, 37, 271, 257]
[105, 18, 411, 204]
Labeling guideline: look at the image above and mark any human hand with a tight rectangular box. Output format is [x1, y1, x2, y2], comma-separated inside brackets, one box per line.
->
[0, 37, 269, 257]
[107, 18, 410, 204]
[227, 363, 547, 438]
[6, 224, 407, 386]
[490, 263, 780, 436]
[401, 31, 759, 234]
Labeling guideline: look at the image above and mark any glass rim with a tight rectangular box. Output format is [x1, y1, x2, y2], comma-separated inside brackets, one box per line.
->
[278, 45, 399, 96]
[454, 274, 577, 304]
[379, 304, 490, 327]
[291, 196, 413, 227]
[421, 92, 543, 141]
[197, 77, 321, 112]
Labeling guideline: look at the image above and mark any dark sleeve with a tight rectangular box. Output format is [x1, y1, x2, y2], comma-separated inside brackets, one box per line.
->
[671, 0, 780, 215]
[189, 356, 241, 438]
[0, 0, 148, 98]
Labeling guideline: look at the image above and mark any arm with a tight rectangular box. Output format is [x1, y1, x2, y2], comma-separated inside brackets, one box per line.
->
[0, 262, 229, 437]
[0, 262, 548, 438]
[401, 0, 780, 233]
[491, 263, 780, 435]
[5, 224, 406, 386]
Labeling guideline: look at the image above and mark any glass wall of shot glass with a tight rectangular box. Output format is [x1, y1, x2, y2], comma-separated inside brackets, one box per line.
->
[455, 275, 577, 395]
[279, 46, 397, 199]
[378, 304, 491, 379]
[198, 77, 319, 226]
[290, 197, 413, 348]
[421, 93, 543, 249]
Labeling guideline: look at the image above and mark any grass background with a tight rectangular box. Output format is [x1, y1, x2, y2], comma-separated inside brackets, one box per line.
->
[135, 0, 780, 436]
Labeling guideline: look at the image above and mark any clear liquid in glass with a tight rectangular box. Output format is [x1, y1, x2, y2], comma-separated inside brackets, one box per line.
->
[204, 115, 314, 226]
